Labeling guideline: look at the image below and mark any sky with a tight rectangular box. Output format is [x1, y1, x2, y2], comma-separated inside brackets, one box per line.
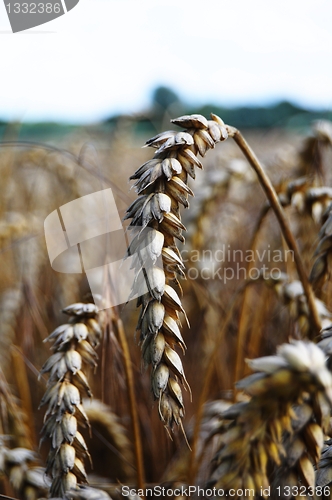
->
[0, 0, 332, 123]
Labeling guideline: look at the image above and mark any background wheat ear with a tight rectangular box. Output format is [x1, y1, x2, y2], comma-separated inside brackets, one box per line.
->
[207, 341, 332, 498]
[39, 302, 103, 498]
[82, 398, 135, 483]
[0, 368, 50, 499]
[125, 114, 228, 436]
[259, 272, 332, 335]
[297, 119, 332, 181]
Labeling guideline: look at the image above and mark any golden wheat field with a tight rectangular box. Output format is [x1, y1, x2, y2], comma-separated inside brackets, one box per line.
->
[1, 113, 332, 500]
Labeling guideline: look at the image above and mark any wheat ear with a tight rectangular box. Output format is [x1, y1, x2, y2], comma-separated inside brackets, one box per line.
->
[125, 114, 228, 433]
[40, 302, 102, 498]
[260, 272, 332, 334]
[0, 439, 50, 500]
[0, 368, 49, 499]
[208, 341, 332, 497]
[298, 119, 332, 180]
[83, 398, 135, 482]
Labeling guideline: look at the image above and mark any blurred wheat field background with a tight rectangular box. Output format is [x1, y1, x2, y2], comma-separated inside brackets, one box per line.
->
[1, 94, 332, 500]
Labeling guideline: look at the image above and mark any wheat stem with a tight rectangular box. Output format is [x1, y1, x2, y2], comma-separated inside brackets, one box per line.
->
[11, 346, 37, 448]
[227, 126, 321, 336]
[234, 205, 270, 388]
[188, 288, 246, 485]
[115, 317, 145, 492]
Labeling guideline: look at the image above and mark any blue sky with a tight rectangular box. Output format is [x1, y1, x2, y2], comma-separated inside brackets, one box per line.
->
[1, 0, 332, 123]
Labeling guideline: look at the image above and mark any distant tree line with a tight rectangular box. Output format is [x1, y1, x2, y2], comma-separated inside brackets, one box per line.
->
[1, 86, 331, 141]
[106, 85, 332, 134]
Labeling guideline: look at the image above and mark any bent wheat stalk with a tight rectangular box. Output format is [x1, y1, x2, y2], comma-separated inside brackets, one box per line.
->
[227, 126, 321, 336]
[126, 113, 322, 441]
